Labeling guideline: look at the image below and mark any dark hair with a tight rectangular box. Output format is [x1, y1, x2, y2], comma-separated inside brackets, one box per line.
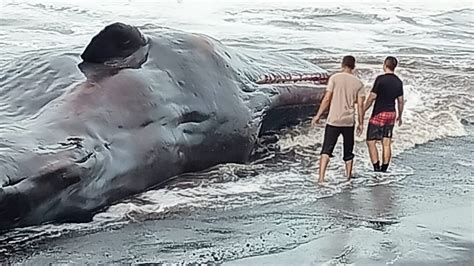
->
[81, 22, 147, 63]
[384, 56, 398, 71]
[341, 55, 356, 69]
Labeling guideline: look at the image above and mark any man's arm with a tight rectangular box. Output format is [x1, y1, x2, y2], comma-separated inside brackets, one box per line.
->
[312, 76, 334, 125]
[312, 90, 333, 124]
[364, 77, 379, 113]
[396, 95, 404, 126]
[356, 90, 366, 136]
[357, 95, 365, 126]
[364, 92, 377, 113]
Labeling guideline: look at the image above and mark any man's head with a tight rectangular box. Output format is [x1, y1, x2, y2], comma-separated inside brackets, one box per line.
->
[383, 56, 398, 72]
[341, 55, 356, 70]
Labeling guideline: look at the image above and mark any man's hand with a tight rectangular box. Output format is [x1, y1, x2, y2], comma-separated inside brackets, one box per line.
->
[356, 124, 363, 137]
[311, 115, 321, 127]
[396, 116, 403, 126]
[396, 96, 404, 127]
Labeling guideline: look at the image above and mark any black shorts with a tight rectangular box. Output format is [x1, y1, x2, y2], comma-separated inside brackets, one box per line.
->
[320, 124, 355, 161]
[367, 123, 394, 141]
[367, 111, 396, 141]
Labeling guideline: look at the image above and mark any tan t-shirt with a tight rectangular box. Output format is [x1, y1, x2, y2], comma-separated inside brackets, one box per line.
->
[326, 72, 365, 127]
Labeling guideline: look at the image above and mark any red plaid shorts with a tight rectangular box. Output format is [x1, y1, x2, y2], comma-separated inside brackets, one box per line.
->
[369, 111, 396, 126]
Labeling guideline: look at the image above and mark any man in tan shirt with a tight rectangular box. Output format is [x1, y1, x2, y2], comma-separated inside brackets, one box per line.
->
[312, 55, 365, 183]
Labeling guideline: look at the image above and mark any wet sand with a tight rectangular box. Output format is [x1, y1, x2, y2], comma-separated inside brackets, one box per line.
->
[228, 206, 473, 265]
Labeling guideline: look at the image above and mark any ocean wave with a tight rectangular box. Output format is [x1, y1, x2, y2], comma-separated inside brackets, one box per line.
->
[22, 23, 75, 35]
[5, 1, 103, 18]
[394, 47, 436, 55]
[224, 7, 392, 30]
[431, 8, 474, 21]
[396, 15, 420, 25]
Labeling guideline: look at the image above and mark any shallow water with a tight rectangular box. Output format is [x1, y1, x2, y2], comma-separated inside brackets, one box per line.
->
[0, 0, 473, 264]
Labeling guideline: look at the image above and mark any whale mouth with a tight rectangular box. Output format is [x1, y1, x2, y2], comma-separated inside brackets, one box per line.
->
[253, 72, 328, 137]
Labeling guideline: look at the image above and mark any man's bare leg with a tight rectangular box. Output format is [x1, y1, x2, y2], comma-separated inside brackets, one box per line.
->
[381, 138, 392, 172]
[367, 140, 381, 171]
[345, 160, 353, 180]
[367, 140, 379, 164]
[318, 154, 330, 183]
